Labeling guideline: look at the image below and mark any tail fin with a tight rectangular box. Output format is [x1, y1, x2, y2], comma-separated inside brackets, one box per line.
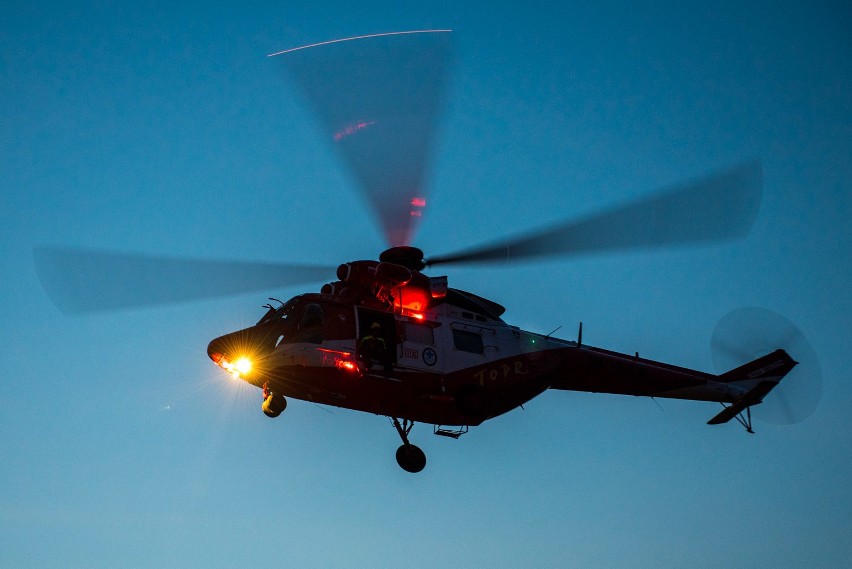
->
[717, 349, 797, 385]
[707, 349, 797, 427]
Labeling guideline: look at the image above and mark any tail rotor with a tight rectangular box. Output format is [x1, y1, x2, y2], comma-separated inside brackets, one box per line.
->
[711, 307, 822, 425]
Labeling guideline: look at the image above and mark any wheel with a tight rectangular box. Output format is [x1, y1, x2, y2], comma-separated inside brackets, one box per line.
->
[262, 394, 287, 418]
[395, 443, 426, 473]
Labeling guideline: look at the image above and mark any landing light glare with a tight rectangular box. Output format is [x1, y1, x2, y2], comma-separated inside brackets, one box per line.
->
[217, 355, 252, 379]
[235, 357, 252, 375]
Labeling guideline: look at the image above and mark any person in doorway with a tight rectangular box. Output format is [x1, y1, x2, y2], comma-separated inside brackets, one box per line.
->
[359, 321, 390, 373]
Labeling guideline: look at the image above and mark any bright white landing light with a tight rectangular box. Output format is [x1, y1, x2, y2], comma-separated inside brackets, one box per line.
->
[235, 358, 252, 375]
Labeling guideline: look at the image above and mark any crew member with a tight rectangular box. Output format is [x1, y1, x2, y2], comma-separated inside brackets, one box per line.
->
[359, 321, 389, 372]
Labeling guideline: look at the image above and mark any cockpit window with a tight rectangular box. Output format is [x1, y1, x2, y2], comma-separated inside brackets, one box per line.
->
[275, 301, 297, 321]
[296, 303, 324, 344]
[270, 300, 324, 346]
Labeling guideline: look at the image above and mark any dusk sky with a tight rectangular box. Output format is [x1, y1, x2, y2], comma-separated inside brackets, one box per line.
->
[2, 2, 851, 568]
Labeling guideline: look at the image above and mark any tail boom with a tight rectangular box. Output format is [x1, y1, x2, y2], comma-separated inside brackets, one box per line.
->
[546, 344, 797, 428]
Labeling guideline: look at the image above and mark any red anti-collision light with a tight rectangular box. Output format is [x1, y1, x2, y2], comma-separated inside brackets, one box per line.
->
[337, 360, 359, 373]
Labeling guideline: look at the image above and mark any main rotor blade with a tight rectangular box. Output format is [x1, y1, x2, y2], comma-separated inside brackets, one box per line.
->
[33, 246, 334, 314]
[271, 30, 453, 248]
[427, 161, 763, 266]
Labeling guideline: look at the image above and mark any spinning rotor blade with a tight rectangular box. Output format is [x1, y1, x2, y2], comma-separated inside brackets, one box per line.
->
[427, 161, 762, 266]
[712, 307, 822, 425]
[34, 246, 333, 314]
[271, 30, 453, 248]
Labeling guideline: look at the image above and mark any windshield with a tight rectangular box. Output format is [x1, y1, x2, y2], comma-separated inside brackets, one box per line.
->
[262, 299, 325, 345]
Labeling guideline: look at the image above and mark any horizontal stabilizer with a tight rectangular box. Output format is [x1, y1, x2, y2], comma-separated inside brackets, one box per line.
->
[707, 349, 797, 427]
[707, 381, 775, 425]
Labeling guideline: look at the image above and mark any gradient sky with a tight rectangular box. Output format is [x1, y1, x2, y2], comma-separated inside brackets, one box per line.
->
[2, 2, 851, 568]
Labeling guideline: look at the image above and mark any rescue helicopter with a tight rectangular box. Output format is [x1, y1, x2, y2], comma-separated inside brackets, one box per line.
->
[34, 30, 820, 473]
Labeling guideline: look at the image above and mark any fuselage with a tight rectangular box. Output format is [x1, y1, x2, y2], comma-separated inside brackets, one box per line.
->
[207, 289, 747, 427]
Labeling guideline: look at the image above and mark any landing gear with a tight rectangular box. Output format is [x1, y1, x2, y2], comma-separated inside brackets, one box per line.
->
[396, 444, 426, 473]
[391, 417, 426, 473]
[732, 405, 755, 434]
[262, 383, 287, 418]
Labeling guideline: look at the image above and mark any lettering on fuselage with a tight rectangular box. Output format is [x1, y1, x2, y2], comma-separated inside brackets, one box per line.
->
[402, 347, 419, 360]
[472, 359, 529, 386]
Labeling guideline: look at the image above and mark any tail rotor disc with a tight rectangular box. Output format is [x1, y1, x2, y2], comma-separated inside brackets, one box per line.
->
[711, 307, 822, 425]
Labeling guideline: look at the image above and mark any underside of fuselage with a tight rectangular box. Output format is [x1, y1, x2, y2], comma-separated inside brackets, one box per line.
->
[233, 353, 558, 426]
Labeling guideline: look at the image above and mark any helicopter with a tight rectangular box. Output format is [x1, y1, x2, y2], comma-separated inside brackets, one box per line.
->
[34, 30, 818, 473]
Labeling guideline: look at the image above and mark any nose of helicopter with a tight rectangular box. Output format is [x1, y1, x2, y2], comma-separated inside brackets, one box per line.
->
[206, 322, 283, 382]
[207, 336, 254, 380]
[207, 336, 225, 363]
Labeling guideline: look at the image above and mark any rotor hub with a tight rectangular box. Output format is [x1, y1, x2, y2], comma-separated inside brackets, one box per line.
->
[379, 247, 426, 271]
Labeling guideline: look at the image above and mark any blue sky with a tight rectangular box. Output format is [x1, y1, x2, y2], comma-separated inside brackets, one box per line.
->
[2, 2, 850, 568]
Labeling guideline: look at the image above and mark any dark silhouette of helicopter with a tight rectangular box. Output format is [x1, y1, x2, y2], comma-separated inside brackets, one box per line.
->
[34, 31, 820, 473]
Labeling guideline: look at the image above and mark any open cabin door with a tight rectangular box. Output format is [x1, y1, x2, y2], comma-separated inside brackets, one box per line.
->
[356, 308, 398, 370]
[355, 308, 443, 375]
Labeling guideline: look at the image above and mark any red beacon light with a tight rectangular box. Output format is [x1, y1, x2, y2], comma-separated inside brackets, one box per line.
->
[410, 197, 426, 217]
[320, 348, 361, 374]
[337, 359, 359, 373]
